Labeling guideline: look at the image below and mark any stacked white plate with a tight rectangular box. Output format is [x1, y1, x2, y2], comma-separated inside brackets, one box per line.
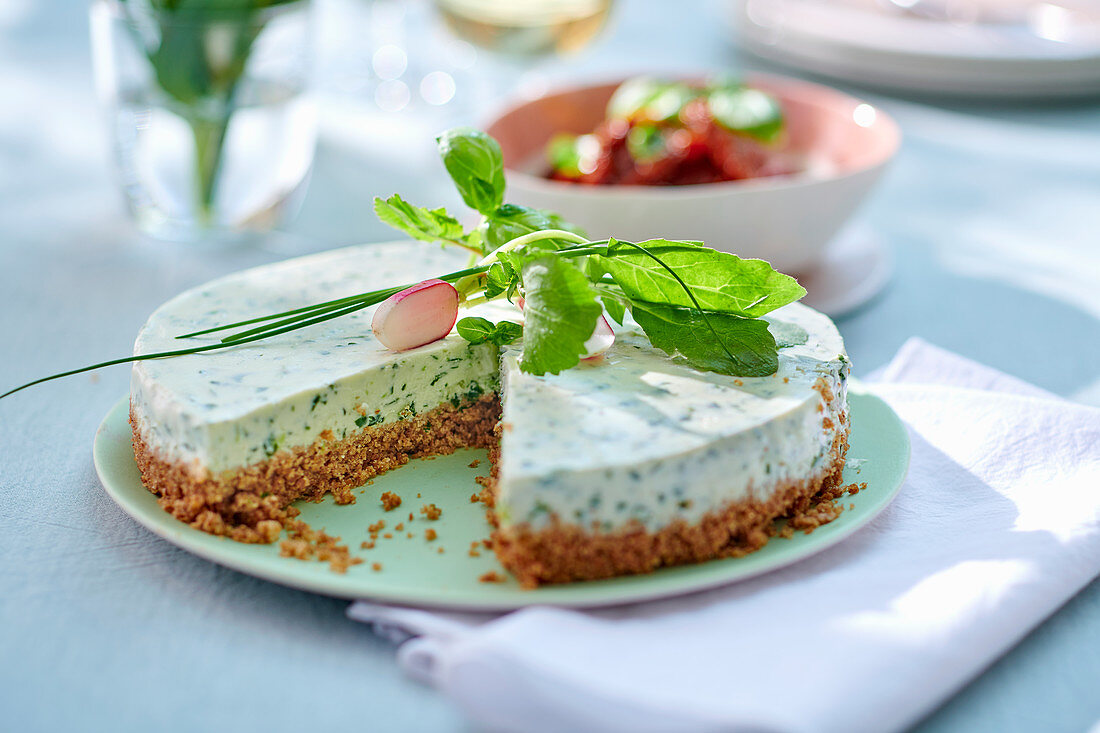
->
[734, 0, 1100, 98]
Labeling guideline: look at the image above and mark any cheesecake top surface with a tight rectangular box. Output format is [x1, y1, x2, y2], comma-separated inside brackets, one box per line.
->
[133, 242, 493, 424]
[134, 241, 843, 426]
[133, 241, 846, 484]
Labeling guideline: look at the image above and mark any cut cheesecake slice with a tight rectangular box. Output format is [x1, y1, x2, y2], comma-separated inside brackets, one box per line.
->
[491, 306, 848, 587]
[130, 243, 502, 543]
[130, 241, 849, 584]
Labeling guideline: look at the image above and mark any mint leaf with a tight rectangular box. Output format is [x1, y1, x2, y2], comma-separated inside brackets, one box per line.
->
[768, 320, 808, 349]
[599, 239, 804, 318]
[437, 127, 506, 214]
[456, 317, 523, 346]
[479, 203, 587, 252]
[373, 194, 465, 246]
[631, 301, 778, 377]
[708, 87, 784, 143]
[516, 256, 602, 376]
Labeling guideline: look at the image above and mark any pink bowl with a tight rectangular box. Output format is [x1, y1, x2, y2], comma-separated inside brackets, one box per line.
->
[486, 74, 900, 274]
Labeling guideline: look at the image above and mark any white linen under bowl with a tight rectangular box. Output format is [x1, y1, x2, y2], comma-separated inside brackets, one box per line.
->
[486, 74, 900, 275]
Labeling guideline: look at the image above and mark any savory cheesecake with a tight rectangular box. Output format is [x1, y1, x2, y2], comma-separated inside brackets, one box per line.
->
[130, 241, 849, 586]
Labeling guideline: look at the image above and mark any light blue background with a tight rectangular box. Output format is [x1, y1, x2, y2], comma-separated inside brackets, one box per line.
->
[1, 1, 1098, 731]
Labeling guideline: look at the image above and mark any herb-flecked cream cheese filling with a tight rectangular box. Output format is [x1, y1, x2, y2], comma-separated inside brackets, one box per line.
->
[131, 242, 503, 474]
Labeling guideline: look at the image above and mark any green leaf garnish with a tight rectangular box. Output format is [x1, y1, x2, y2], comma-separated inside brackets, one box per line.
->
[708, 87, 784, 143]
[436, 127, 506, 215]
[598, 239, 805, 318]
[456, 317, 523, 346]
[481, 262, 516, 300]
[514, 254, 602, 376]
[631, 301, 778, 377]
[372, 194, 471, 250]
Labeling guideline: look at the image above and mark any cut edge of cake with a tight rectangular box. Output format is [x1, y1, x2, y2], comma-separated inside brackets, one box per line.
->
[486, 420, 848, 588]
[129, 394, 501, 544]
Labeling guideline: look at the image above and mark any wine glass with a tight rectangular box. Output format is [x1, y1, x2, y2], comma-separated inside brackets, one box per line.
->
[433, 0, 615, 100]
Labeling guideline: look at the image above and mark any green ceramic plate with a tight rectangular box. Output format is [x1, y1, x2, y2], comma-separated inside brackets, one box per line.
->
[93, 385, 909, 610]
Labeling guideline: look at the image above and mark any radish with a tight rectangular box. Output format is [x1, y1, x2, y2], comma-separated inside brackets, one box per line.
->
[514, 295, 614, 360]
[582, 314, 615, 360]
[371, 279, 459, 351]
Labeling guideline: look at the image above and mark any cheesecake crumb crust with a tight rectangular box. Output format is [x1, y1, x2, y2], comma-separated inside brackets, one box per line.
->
[490, 427, 850, 588]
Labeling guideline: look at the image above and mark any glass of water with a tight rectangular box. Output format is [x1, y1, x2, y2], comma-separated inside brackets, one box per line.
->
[90, 0, 317, 242]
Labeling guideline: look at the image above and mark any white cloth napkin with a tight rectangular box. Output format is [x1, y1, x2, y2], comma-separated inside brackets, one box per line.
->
[348, 338, 1100, 733]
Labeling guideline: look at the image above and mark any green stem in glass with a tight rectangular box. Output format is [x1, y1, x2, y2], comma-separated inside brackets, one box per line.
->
[189, 113, 231, 224]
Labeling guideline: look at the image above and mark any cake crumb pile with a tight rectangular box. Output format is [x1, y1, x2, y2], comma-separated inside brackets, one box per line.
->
[778, 481, 867, 538]
[278, 519, 363, 573]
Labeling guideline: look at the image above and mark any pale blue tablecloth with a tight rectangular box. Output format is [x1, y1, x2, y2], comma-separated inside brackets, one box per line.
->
[1, 1, 1098, 731]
